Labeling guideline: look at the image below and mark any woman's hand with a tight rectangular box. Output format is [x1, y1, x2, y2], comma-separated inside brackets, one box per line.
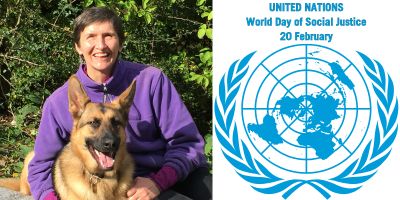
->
[127, 177, 160, 200]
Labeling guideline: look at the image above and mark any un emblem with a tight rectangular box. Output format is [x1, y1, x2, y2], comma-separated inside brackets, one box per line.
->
[214, 44, 399, 199]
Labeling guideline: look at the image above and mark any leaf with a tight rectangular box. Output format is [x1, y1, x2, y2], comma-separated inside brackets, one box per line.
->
[241, 141, 255, 170]
[255, 160, 280, 179]
[201, 12, 209, 18]
[225, 102, 235, 133]
[387, 76, 395, 105]
[227, 60, 238, 88]
[334, 160, 357, 179]
[130, 2, 138, 12]
[204, 134, 212, 154]
[377, 105, 387, 132]
[238, 51, 256, 72]
[30, 129, 38, 136]
[207, 11, 213, 20]
[215, 127, 236, 156]
[222, 151, 255, 173]
[196, 0, 206, 6]
[144, 13, 152, 24]
[376, 126, 395, 154]
[206, 28, 212, 39]
[84, 0, 94, 7]
[356, 140, 371, 173]
[358, 51, 376, 73]
[94, 0, 105, 7]
[199, 47, 210, 52]
[238, 173, 278, 184]
[373, 87, 388, 110]
[123, 12, 130, 21]
[147, 6, 157, 12]
[137, 9, 144, 17]
[226, 87, 240, 111]
[313, 180, 360, 194]
[376, 61, 386, 90]
[200, 51, 212, 63]
[203, 78, 210, 88]
[231, 125, 239, 156]
[335, 173, 375, 184]
[142, 0, 150, 9]
[388, 101, 398, 131]
[360, 151, 391, 173]
[218, 74, 227, 108]
[364, 67, 381, 87]
[197, 29, 205, 39]
[230, 67, 248, 89]
[252, 180, 300, 194]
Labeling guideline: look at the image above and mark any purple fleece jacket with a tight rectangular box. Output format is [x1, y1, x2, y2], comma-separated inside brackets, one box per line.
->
[28, 60, 207, 200]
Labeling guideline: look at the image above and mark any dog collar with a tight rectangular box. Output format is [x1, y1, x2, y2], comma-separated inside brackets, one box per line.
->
[87, 172, 104, 193]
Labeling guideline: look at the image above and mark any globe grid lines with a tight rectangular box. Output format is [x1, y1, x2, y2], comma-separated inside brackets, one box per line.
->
[241, 44, 372, 174]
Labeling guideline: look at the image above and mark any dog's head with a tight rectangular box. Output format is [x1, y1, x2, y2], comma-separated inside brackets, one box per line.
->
[67, 75, 135, 174]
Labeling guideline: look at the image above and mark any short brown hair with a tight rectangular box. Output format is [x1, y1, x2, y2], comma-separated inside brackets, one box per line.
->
[73, 7, 124, 45]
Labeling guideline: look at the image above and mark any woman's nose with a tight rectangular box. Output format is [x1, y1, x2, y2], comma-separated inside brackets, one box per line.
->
[95, 37, 107, 49]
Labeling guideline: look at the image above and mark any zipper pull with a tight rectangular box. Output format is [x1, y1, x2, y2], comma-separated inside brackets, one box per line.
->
[103, 83, 108, 103]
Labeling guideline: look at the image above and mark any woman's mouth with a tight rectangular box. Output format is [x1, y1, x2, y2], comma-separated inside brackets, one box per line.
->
[93, 52, 110, 58]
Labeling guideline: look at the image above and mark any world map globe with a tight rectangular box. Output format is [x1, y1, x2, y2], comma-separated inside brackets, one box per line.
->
[241, 44, 372, 174]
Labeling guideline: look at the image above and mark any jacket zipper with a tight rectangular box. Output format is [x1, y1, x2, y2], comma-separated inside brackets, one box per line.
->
[102, 83, 112, 103]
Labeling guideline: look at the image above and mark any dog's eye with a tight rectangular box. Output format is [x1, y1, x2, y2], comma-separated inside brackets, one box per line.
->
[111, 117, 121, 127]
[88, 118, 101, 128]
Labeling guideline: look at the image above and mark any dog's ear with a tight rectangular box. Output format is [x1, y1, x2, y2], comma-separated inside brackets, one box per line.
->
[68, 75, 90, 119]
[113, 80, 136, 116]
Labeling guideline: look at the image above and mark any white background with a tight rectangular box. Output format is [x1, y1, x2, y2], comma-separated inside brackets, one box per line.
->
[213, 0, 400, 199]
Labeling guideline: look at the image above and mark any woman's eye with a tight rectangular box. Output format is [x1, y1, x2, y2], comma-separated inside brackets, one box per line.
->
[104, 34, 115, 41]
[85, 35, 95, 43]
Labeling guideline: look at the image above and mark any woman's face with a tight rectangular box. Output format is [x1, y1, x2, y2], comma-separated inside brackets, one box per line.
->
[75, 20, 122, 76]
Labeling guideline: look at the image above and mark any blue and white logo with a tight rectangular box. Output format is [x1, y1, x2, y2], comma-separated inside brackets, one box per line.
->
[214, 44, 398, 199]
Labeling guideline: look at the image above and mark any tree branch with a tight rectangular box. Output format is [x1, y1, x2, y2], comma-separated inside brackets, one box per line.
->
[167, 16, 202, 25]
[0, 54, 42, 66]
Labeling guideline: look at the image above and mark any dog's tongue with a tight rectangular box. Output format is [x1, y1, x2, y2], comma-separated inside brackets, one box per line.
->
[95, 150, 115, 169]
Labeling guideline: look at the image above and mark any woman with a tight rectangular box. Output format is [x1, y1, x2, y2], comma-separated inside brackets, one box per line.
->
[28, 7, 211, 200]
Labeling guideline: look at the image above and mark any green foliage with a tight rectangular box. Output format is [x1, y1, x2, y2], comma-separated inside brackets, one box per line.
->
[0, 0, 212, 176]
[204, 133, 212, 165]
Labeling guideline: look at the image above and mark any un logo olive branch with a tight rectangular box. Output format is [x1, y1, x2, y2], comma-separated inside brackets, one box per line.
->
[304, 52, 399, 198]
[214, 51, 399, 199]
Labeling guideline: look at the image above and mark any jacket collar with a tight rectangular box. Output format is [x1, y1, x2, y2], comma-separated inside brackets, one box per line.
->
[76, 60, 127, 93]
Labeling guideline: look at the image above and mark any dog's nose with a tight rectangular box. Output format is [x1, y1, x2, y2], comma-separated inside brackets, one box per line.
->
[102, 138, 116, 149]
[101, 133, 119, 151]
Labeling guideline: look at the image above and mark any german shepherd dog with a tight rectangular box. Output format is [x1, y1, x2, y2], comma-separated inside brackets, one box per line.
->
[0, 75, 136, 200]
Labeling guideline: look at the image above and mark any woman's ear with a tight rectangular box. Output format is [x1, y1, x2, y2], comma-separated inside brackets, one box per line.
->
[75, 43, 82, 55]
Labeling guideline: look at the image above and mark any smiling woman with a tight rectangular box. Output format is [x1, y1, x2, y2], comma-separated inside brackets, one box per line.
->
[74, 21, 122, 83]
[73, 8, 124, 83]
[27, 7, 212, 200]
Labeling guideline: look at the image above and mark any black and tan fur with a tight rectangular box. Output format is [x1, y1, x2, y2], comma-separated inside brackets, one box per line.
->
[0, 75, 136, 200]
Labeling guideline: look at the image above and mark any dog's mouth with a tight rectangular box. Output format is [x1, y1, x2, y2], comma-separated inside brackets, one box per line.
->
[88, 145, 116, 170]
